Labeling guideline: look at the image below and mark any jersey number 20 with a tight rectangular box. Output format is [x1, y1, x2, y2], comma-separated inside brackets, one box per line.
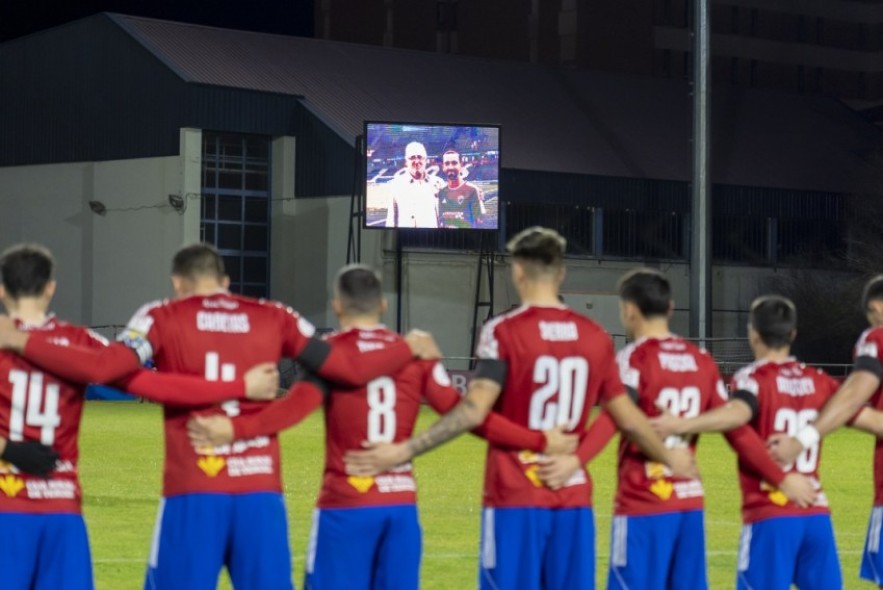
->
[529, 356, 589, 430]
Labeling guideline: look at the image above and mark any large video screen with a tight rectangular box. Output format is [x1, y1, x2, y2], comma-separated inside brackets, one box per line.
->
[364, 122, 500, 229]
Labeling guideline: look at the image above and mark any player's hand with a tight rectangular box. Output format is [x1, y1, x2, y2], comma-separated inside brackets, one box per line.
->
[767, 433, 802, 466]
[778, 473, 817, 508]
[0, 315, 27, 353]
[187, 415, 234, 447]
[404, 330, 442, 360]
[0, 439, 59, 478]
[666, 447, 700, 480]
[243, 362, 280, 401]
[542, 427, 578, 455]
[344, 441, 410, 477]
[537, 454, 581, 490]
[650, 408, 684, 439]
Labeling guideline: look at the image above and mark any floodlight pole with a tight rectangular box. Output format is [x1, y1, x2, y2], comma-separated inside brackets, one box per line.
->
[690, 0, 712, 345]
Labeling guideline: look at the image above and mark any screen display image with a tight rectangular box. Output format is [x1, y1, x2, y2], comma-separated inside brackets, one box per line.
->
[365, 122, 500, 229]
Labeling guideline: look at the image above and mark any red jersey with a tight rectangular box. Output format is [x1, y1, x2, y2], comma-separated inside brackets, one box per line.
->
[231, 326, 546, 509]
[318, 328, 484, 507]
[614, 336, 726, 516]
[853, 326, 883, 506]
[730, 358, 837, 523]
[122, 292, 318, 497]
[475, 304, 624, 509]
[0, 318, 106, 514]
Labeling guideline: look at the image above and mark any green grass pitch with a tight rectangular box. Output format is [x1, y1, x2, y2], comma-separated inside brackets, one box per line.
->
[80, 402, 874, 589]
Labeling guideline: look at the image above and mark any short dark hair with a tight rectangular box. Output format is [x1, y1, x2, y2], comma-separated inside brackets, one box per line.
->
[172, 243, 225, 280]
[863, 275, 883, 312]
[618, 268, 671, 318]
[335, 264, 383, 315]
[749, 295, 796, 348]
[506, 227, 566, 274]
[0, 244, 55, 299]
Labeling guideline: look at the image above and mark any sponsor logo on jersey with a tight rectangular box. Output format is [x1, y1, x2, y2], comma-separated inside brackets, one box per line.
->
[196, 311, 251, 334]
[538, 321, 579, 342]
[658, 353, 699, 372]
[347, 476, 375, 493]
[197, 455, 226, 477]
[202, 299, 240, 310]
[26, 479, 76, 500]
[0, 475, 24, 498]
[226, 455, 273, 477]
[650, 479, 674, 501]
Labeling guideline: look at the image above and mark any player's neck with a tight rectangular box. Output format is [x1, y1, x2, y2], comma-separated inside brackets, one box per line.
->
[5, 298, 49, 324]
[447, 179, 463, 189]
[339, 314, 382, 330]
[756, 345, 791, 363]
[633, 318, 671, 339]
[188, 280, 228, 296]
[519, 283, 562, 307]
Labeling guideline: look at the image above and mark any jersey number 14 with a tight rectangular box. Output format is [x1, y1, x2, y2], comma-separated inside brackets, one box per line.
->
[8, 370, 61, 446]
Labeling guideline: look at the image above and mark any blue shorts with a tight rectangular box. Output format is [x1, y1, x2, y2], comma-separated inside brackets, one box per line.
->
[861, 505, 883, 585]
[608, 510, 707, 590]
[0, 512, 93, 590]
[479, 506, 594, 590]
[305, 504, 421, 590]
[144, 492, 292, 590]
[738, 513, 841, 590]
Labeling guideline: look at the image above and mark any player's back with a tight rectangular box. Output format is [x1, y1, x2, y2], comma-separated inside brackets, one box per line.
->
[477, 304, 620, 508]
[733, 358, 837, 521]
[318, 326, 433, 509]
[0, 318, 106, 514]
[124, 292, 314, 497]
[614, 336, 723, 515]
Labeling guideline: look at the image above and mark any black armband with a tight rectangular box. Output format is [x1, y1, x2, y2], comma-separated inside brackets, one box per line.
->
[854, 356, 883, 380]
[729, 390, 759, 422]
[297, 337, 331, 372]
[296, 369, 331, 401]
[473, 359, 507, 388]
[625, 385, 639, 404]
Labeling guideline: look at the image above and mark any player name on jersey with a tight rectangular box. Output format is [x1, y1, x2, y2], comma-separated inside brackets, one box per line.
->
[196, 311, 250, 333]
[538, 321, 578, 341]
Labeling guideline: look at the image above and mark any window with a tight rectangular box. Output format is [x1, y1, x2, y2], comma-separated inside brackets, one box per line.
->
[201, 132, 271, 298]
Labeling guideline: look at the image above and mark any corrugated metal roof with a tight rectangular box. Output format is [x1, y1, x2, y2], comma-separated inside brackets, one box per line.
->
[108, 13, 883, 194]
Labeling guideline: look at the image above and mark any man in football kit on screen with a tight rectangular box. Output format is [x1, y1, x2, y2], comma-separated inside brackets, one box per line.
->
[345, 227, 698, 590]
[1, 243, 439, 590]
[652, 295, 841, 589]
[438, 150, 485, 228]
[0, 244, 281, 590]
[769, 275, 883, 587]
[385, 141, 442, 228]
[571, 271, 815, 590]
[186, 263, 578, 590]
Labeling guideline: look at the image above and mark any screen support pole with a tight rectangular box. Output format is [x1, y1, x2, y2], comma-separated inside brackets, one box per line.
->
[469, 232, 496, 368]
[395, 232, 404, 333]
[689, 0, 711, 346]
[347, 134, 365, 264]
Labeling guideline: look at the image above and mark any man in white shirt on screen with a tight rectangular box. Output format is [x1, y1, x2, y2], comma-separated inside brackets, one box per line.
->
[385, 141, 441, 228]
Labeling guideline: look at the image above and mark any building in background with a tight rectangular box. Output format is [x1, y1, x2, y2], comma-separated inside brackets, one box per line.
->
[317, 0, 883, 119]
[1, 13, 881, 364]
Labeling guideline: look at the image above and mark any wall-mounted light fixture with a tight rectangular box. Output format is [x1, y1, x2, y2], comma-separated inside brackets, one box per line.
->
[88, 201, 107, 216]
[168, 194, 186, 214]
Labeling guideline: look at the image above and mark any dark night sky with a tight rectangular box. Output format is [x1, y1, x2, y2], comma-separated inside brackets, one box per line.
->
[0, 0, 314, 43]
